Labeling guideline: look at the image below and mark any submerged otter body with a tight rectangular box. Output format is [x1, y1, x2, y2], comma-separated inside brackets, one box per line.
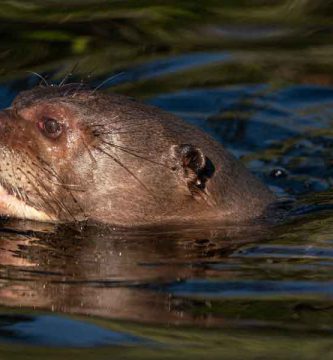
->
[0, 85, 275, 225]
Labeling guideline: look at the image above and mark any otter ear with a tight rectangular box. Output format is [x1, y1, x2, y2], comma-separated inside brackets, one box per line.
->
[172, 144, 215, 193]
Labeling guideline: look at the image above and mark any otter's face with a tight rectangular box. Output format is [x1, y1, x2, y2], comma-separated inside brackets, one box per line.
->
[0, 85, 271, 225]
[0, 84, 221, 225]
[0, 87, 95, 222]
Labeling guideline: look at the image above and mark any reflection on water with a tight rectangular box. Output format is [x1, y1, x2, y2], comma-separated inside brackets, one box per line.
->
[0, 220, 269, 321]
[1, 0, 333, 359]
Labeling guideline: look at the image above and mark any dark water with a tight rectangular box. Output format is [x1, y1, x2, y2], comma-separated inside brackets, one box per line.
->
[1, 1, 333, 359]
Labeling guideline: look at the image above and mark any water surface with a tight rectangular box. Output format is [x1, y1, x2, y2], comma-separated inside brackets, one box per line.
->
[0, 1, 333, 359]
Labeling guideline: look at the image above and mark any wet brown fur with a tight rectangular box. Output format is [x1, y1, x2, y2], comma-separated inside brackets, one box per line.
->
[0, 84, 275, 225]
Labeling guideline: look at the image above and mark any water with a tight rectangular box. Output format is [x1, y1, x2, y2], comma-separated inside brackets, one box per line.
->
[0, 1, 333, 358]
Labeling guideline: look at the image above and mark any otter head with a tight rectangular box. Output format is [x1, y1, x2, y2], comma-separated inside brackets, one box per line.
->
[0, 85, 98, 222]
[0, 85, 274, 225]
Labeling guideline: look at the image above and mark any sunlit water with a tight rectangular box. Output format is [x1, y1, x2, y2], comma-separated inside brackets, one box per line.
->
[0, 1, 333, 359]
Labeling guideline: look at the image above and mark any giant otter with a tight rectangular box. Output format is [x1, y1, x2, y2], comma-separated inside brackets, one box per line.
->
[0, 85, 275, 225]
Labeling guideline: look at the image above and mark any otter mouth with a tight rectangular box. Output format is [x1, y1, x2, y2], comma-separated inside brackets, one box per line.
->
[0, 180, 55, 222]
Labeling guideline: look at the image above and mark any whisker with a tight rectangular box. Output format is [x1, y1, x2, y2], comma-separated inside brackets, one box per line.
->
[81, 135, 98, 166]
[59, 62, 79, 87]
[26, 71, 49, 86]
[91, 72, 125, 94]
[99, 140, 171, 169]
[25, 160, 81, 220]
[94, 130, 141, 136]
[94, 146, 154, 196]
[18, 168, 60, 216]
[90, 120, 150, 137]
[27, 150, 84, 191]
[89, 115, 120, 129]
[64, 83, 84, 97]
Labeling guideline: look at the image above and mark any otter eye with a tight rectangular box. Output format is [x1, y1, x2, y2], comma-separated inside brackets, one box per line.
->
[38, 117, 63, 139]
